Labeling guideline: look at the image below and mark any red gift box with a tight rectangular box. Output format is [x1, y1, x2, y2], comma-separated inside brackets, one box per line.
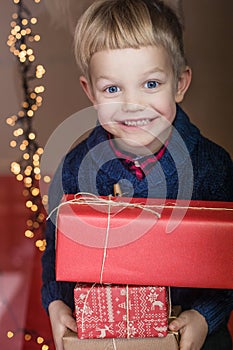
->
[74, 283, 168, 339]
[56, 195, 233, 288]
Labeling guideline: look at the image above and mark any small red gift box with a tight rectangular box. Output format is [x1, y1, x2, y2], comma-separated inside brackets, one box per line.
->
[74, 283, 168, 339]
[56, 195, 233, 289]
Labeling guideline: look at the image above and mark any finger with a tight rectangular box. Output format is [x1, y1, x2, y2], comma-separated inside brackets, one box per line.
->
[65, 316, 77, 333]
[54, 338, 64, 350]
[169, 315, 186, 332]
[178, 329, 194, 350]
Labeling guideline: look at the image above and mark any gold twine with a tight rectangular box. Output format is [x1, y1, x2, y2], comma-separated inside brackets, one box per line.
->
[112, 338, 117, 350]
[48, 192, 233, 222]
[100, 199, 111, 284]
[47, 192, 162, 221]
[126, 284, 130, 339]
[80, 282, 97, 334]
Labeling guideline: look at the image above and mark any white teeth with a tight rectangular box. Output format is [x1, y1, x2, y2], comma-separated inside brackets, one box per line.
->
[124, 119, 150, 126]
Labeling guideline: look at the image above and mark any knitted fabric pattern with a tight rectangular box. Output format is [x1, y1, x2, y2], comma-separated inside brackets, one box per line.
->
[41, 105, 233, 335]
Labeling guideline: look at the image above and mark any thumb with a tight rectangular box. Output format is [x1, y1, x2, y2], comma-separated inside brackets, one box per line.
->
[66, 315, 77, 333]
[169, 315, 186, 332]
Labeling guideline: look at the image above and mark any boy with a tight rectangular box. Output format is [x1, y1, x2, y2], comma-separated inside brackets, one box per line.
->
[41, 1, 233, 349]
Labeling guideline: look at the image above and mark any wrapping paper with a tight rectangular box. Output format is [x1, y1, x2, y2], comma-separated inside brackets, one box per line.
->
[56, 195, 233, 288]
[63, 330, 179, 350]
[74, 283, 168, 339]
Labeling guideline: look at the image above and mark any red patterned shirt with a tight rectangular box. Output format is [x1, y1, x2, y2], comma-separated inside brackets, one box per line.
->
[108, 134, 169, 180]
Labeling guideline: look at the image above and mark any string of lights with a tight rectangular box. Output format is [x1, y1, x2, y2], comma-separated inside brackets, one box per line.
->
[5, 1, 53, 347]
[6, 0, 49, 253]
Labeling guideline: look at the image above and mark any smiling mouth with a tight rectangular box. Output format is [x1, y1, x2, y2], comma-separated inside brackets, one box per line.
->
[122, 119, 152, 127]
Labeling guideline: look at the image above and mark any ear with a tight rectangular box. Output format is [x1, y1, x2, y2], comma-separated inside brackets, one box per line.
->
[79, 75, 96, 105]
[175, 66, 192, 103]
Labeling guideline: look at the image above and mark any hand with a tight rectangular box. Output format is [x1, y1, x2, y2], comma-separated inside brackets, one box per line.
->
[169, 309, 208, 350]
[48, 300, 77, 350]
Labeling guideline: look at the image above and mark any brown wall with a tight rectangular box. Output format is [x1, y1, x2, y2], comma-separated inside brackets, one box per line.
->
[182, 0, 233, 156]
[1, 0, 232, 174]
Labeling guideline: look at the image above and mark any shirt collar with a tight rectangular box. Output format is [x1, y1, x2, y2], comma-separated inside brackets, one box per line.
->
[108, 132, 169, 178]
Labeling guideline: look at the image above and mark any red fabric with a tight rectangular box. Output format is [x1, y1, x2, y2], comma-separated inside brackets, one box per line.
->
[56, 195, 233, 289]
[74, 283, 168, 339]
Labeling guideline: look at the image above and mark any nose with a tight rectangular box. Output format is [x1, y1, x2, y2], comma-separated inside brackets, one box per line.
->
[122, 102, 145, 112]
[122, 90, 145, 112]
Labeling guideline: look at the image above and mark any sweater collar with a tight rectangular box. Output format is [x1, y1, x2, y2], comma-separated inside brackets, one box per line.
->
[86, 104, 200, 172]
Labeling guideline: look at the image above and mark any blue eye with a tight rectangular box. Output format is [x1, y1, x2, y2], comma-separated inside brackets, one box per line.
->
[145, 80, 159, 89]
[105, 85, 120, 93]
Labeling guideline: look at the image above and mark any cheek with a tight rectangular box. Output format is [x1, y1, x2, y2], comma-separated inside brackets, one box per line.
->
[96, 103, 121, 123]
[166, 102, 177, 123]
[96, 106, 110, 125]
[152, 95, 176, 121]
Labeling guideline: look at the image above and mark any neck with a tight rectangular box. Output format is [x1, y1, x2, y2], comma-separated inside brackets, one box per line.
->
[112, 127, 171, 157]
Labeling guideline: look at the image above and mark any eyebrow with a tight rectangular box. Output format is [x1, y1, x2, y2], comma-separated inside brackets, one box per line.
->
[96, 75, 117, 82]
[141, 67, 166, 76]
[96, 68, 165, 83]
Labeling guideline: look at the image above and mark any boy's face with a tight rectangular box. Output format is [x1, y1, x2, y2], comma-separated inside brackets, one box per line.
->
[80, 46, 190, 154]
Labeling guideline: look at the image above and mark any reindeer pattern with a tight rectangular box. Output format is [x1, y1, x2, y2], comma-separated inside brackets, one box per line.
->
[74, 284, 168, 339]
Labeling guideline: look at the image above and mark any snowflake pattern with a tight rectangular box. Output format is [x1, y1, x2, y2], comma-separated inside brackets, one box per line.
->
[74, 283, 168, 339]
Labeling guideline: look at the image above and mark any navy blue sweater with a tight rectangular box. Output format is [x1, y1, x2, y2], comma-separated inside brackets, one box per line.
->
[41, 105, 233, 335]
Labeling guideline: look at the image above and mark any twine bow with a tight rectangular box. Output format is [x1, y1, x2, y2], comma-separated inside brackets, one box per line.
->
[48, 192, 162, 221]
[48, 191, 233, 222]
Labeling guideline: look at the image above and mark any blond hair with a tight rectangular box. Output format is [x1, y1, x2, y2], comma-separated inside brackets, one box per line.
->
[74, 0, 186, 80]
